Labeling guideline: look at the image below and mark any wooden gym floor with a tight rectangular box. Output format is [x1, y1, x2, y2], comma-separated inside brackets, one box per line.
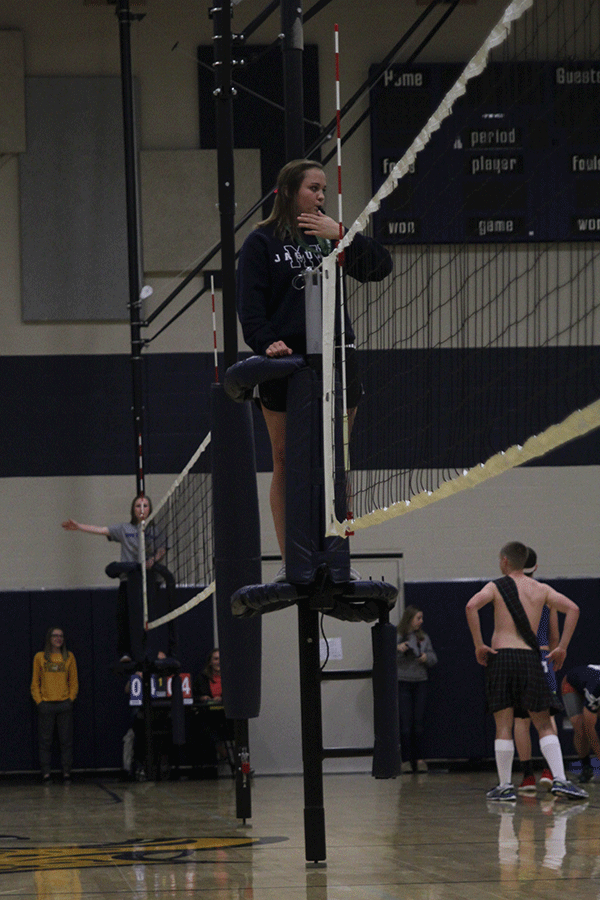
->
[0, 769, 598, 899]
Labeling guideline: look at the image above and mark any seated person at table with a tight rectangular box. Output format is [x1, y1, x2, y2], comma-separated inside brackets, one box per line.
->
[194, 648, 222, 703]
[193, 649, 232, 769]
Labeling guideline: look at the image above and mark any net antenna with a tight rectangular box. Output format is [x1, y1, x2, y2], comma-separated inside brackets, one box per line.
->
[332, 24, 354, 537]
[211, 274, 219, 383]
[323, 0, 600, 538]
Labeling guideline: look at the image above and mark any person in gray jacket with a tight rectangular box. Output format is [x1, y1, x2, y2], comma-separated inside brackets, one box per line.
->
[397, 605, 438, 773]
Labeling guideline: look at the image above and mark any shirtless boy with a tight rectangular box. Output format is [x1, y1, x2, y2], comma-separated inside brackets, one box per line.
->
[466, 541, 588, 802]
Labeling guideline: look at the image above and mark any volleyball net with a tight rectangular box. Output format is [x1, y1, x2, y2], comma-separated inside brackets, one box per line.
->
[324, 0, 600, 537]
[141, 432, 214, 629]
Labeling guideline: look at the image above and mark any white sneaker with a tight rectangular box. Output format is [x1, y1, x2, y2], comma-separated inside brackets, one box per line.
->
[273, 565, 287, 583]
[349, 567, 361, 581]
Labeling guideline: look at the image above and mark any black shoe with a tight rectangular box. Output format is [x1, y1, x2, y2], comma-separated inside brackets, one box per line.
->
[42, 773, 51, 784]
[579, 764, 594, 783]
[62, 773, 71, 783]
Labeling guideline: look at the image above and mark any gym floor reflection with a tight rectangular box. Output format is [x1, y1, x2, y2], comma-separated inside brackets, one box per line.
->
[0, 770, 598, 899]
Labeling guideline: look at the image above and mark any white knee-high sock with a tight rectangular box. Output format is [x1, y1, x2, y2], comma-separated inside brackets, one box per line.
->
[495, 739, 514, 785]
[540, 734, 565, 781]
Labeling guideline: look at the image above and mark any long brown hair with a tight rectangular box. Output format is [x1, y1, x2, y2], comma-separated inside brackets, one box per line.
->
[43, 627, 68, 661]
[203, 648, 220, 680]
[397, 606, 425, 642]
[257, 159, 324, 241]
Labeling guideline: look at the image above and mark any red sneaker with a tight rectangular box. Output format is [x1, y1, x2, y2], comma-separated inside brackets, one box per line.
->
[518, 774, 536, 794]
[540, 768, 553, 789]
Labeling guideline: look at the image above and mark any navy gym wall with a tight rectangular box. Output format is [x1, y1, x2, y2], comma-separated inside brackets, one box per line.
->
[3, 587, 213, 774]
[3, 577, 598, 772]
[2, 350, 599, 480]
[411, 577, 600, 763]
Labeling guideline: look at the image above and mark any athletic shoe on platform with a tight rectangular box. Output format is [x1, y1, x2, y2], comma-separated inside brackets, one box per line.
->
[579, 764, 594, 783]
[486, 784, 517, 802]
[539, 768, 553, 789]
[550, 778, 589, 800]
[417, 760, 428, 773]
[401, 761, 412, 774]
[518, 774, 536, 794]
[349, 567, 361, 581]
[273, 565, 287, 583]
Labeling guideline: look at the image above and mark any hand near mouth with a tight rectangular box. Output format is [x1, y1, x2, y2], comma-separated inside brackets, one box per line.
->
[297, 210, 341, 240]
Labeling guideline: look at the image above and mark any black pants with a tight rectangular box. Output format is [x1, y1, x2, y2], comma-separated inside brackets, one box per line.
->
[116, 569, 178, 660]
[37, 700, 73, 776]
[398, 680, 428, 766]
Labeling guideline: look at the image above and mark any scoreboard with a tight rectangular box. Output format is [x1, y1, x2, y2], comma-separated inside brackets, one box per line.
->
[129, 672, 193, 706]
[369, 60, 600, 244]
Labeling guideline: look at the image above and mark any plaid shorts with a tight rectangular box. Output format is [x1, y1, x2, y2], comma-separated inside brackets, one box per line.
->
[485, 648, 553, 717]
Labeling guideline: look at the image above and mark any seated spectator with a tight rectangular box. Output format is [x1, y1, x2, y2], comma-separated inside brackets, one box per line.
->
[194, 648, 222, 703]
[193, 649, 232, 772]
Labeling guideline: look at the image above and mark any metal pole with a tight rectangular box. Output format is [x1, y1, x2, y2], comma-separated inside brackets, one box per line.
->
[211, 3, 257, 826]
[297, 607, 326, 863]
[281, 0, 305, 159]
[116, 0, 146, 496]
[234, 718, 252, 823]
[280, 0, 327, 865]
[211, 0, 238, 372]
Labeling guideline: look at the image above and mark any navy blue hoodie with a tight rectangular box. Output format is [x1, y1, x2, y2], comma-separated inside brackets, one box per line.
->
[236, 222, 392, 355]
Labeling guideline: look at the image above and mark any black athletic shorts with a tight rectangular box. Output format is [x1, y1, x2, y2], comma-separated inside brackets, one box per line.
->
[258, 347, 362, 412]
[485, 648, 553, 717]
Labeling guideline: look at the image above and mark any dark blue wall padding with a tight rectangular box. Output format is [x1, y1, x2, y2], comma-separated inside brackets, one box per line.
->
[405, 578, 600, 761]
[371, 622, 401, 778]
[403, 580, 498, 761]
[211, 384, 262, 720]
[285, 368, 350, 584]
[1, 351, 598, 479]
[5, 579, 599, 770]
[7, 592, 35, 771]
[5, 587, 214, 773]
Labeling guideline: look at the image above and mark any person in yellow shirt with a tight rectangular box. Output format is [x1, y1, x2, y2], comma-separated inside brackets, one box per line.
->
[31, 627, 78, 782]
